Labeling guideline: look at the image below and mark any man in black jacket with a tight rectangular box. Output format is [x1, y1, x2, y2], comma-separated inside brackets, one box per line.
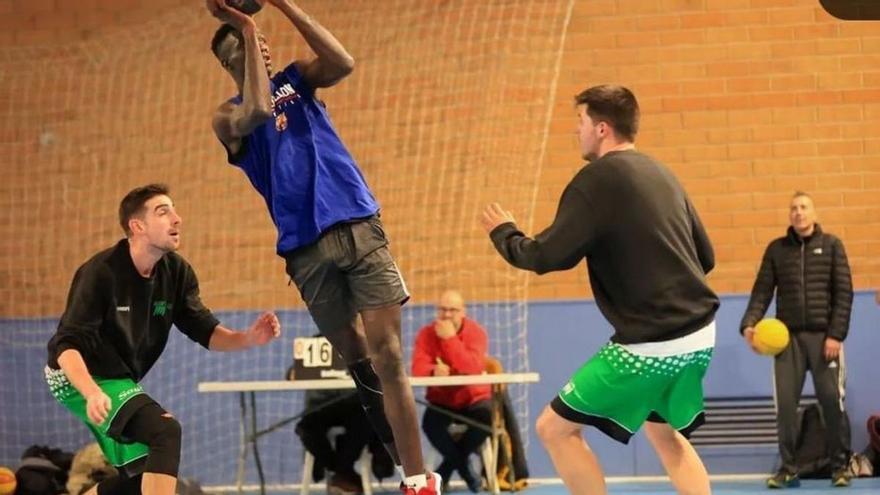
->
[741, 191, 853, 489]
[482, 85, 718, 495]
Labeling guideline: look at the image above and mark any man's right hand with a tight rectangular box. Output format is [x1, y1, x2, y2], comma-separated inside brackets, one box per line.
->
[85, 391, 112, 426]
[434, 358, 451, 377]
[434, 319, 456, 339]
[743, 326, 760, 354]
[206, 0, 257, 31]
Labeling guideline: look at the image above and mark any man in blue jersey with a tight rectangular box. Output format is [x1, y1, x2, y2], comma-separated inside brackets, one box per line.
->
[206, 2, 438, 494]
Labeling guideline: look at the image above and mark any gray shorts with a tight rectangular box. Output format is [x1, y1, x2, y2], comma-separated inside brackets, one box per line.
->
[284, 215, 410, 333]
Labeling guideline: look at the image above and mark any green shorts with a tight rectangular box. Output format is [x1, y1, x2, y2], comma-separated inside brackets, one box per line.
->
[45, 367, 151, 471]
[551, 342, 713, 444]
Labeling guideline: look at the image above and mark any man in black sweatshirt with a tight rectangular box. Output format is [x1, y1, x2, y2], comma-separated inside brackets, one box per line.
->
[45, 184, 281, 495]
[481, 85, 718, 495]
[740, 191, 853, 488]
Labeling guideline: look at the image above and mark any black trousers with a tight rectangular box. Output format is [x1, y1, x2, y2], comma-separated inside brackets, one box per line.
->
[773, 331, 851, 472]
[422, 400, 493, 475]
[296, 394, 372, 477]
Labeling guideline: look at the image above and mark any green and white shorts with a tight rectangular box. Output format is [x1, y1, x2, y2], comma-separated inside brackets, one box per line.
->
[551, 322, 715, 444]
[45, 366, 153, 473]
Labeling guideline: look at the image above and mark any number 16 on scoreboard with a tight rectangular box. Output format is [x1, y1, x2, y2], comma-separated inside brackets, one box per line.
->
[293, 336, 334, 368]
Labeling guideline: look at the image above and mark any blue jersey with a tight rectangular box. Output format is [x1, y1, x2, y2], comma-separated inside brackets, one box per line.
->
[224, 62, 378, 254]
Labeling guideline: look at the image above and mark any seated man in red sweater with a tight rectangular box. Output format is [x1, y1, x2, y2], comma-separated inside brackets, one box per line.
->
[412, 290, 492, 493]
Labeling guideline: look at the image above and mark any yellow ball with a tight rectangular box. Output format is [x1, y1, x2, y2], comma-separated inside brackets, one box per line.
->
[754, 318, 790, 356]
[0, 466, 16, 495]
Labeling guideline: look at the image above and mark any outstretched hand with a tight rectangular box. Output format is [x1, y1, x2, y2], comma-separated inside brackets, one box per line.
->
[480, 203, 516, 234]
[247, 311, 281, 347]
[206, 0, 257, 31]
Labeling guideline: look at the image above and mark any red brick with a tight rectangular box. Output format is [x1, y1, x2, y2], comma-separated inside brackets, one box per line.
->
[842, 89, 880, 104]
[683, 111, 729, 128]
[708, 127, 752, 144]
[727, 77, 771, 93]
[749, 26, 793, 42]
[771, 75, 817, 92]
[792, 24, 838, 39]
[767, 7, 817, 24]
[729, 177, 781, 194]
[751, 126, 798, 143]
[772, 107, 817, 124]
[772, 141, 817, 158]
[726, 9, 770, 25]
[706, 27, 750, 44]
[636, 15, 682, 31]
[729, 142, 773, 160]
[817, 140, 865, 156]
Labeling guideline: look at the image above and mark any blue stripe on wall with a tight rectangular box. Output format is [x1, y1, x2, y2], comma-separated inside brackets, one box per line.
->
[1, 292, 877, 479]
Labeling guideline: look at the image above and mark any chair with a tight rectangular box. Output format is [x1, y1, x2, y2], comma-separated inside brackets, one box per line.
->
[300, 427, 373, 495]
[446, 422, 497, 493]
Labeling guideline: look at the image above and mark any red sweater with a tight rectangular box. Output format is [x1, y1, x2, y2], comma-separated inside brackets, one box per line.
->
[411, 317, 492, 409]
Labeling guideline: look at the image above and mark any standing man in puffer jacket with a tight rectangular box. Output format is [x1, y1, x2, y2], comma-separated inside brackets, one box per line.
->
[740, 190, 854, 489]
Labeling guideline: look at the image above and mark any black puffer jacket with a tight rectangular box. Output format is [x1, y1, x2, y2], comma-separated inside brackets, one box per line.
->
[740, 224, 853, 340]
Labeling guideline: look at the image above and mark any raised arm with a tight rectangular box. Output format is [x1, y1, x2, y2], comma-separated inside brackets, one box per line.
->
[268, 0, 355, 88]
[482, 183, 596, 275]
[208, 0, 274, 153]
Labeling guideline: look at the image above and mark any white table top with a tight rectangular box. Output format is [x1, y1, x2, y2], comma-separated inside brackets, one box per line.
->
[198, 372, 540, 393]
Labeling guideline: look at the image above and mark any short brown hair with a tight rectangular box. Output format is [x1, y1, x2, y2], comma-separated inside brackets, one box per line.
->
[119, 184, 169, 236]
[792, 190, 812, 200]
[575, 85, 640, 141]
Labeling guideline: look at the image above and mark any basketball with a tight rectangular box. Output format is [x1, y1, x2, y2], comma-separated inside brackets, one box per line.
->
[753, 318, 790, 356]
[227, 0, 263, 15]
[0, 466, 16, 495]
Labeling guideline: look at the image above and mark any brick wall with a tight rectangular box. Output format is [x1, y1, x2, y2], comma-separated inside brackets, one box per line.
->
[529, 0, 879, 299]
[1, 0, 877, 316]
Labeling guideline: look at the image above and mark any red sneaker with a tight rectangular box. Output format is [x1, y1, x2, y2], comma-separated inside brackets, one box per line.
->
[401, 472, 442, 495]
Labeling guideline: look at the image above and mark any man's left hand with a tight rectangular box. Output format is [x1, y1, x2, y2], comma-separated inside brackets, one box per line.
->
[480, 203, 516, 234]
[824, 337, 842, 362]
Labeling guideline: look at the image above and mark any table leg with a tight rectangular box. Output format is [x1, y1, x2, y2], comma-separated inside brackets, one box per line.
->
[236, 392, 247, 494]
[489, 390, 500, 495]
[250, 391, 267, 495]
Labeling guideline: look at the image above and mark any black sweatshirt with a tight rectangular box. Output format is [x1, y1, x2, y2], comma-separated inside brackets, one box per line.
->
[47, 239, 220, 382]
[490, 150, 719, 344]
[740, 224, 853, 341]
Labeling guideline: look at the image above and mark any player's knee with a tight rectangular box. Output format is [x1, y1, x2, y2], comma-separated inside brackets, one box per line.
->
[370, 341, 405, 378]
[536, 407, 567, 444]
[643, 421, 676, 445]
[145, 414, 182, 476]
